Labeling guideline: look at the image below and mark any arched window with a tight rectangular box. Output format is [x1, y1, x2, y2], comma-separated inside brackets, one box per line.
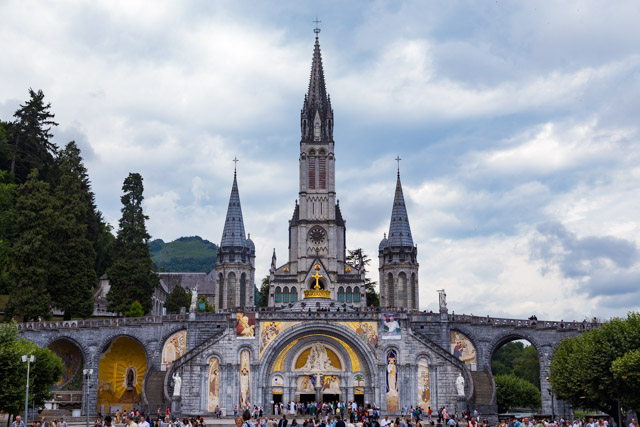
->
[290, 287, 298, 302]
[398, 272, 408, 307]
[275, 287, 282, 303]
[308, 156, 316, 189]
[338, 287, 345, 302]
[319, 156, 326, 189]
[283, 286, 290, 303]
[218, 273, 224, 309]
[388, 273, 395, 307]
[411, 273, 417, 309]
[239, 273, 247, 307]
[346, 286, 352, 303]
[353, 286, 361, 302]
[227, 272, 236, 308]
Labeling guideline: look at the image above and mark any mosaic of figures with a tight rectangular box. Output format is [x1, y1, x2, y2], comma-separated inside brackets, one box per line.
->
[340, 321, 378, 349]
[97, 337, 146, 413]
[236, 313, 256, 338]
[382, 313, 401, 339]
[417, 357, 430, 411]
[48, 339, 82, 390]
[386, 349, 399, 412]
[259, 321, 298, 359]
[161, 330, 187, 369]
[239, 350, 251, 407]
[296, 375, 317, 393]
[450, 331, 477, 370]
[207, 358, 220, 412]
[322, 375, 341, 393]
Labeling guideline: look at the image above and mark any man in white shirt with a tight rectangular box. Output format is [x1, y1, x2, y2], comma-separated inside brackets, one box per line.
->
[381, 416, 391, 427]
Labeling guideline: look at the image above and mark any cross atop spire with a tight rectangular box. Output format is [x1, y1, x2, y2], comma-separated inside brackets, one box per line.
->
[395, 155, 402, 175]
[313, 17, 321, 34]
[233, 156, 239, 175]
[387, 169, 414, 247]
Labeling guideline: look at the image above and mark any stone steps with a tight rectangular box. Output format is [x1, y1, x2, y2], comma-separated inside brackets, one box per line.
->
[471, 371, 493, 405]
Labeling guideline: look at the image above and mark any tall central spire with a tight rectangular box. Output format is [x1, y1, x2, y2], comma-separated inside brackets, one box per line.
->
[387, 171, 414, 247]
[301, 30, 333, 143]
[220, 171, 246, 247]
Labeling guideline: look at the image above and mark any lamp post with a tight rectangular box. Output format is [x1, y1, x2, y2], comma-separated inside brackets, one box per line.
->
[545, 376, 555, 422]
[22, 354, 35, 425]
[83, 369, 93, 427]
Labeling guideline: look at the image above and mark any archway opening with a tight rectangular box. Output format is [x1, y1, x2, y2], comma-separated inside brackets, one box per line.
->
[47, 338, 84, 410]
[97, 336, 147, 414]
[491, 338, 541, 415]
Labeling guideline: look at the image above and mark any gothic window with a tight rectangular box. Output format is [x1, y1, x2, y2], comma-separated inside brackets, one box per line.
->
[227, 272, 236, 308]
[353, 286, 361, 303]
[411, 273, 417, 309]
[240, 273, 247, 307]
[308, 156, 316, 189]
[218, 273, 224, 309]
[338, 287, 345, 302]
[283, 286, 290, 303]
[388, 273, 395, 307]
[346, 286, 352, 303]
[314, 113, 321, 141]
[398, 272, 408, 308]
[275, 287, 282, 303]
[291, 287, 298, 302]
[319, 156, 326, 189]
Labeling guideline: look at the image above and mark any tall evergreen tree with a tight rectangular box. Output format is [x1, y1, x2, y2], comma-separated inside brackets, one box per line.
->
[0, 123, 16, 293]
[347, 248, 380, 306]
[5, 170, 56, 321]
[48, 142, 97, 319]
[10, 89, 59, 183]
[107, 173, 158, 315]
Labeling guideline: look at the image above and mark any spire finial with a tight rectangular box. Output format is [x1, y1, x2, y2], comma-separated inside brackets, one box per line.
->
[313, 17, 321, 35]
[395, 155, 402, 175]
[233, 156, 239, 175]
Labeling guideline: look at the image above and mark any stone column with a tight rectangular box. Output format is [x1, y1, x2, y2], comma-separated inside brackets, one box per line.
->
[539, 346, 553, 416]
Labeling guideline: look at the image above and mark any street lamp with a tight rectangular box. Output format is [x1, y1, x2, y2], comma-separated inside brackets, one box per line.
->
[545, 377, 555, 422]
[22, 355, 35, 425]
[83, 369, 93, 427]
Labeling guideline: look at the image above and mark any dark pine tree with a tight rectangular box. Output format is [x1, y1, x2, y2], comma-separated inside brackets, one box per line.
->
[107, 173, 159, 315]
[10, 89, 59, 184]
[164, 285, 191, 314]
[48, 142, 97, 320]
[347, 248, 380, 306]
[5, 169, 55, 321]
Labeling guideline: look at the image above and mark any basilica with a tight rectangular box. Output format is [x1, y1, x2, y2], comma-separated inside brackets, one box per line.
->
[21, 30, 582, 423]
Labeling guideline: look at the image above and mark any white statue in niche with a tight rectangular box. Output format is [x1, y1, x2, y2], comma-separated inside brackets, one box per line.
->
[190, 286, 198, 312]
[172, 372, 182, 397]
[456, 373, 465, 396]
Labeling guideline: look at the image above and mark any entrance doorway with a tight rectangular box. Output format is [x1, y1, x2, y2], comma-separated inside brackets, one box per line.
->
[322, 394, 340, 404]
[273, 394, 283, 413]
[299, 393, 316, 404]
[354, 394, 364, 408]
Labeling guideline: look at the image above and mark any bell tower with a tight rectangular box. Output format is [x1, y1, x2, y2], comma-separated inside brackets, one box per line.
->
[268, 28, 365, 307]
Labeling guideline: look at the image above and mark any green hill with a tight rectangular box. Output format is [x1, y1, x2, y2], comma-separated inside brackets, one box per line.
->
[149, 236, 217, 273]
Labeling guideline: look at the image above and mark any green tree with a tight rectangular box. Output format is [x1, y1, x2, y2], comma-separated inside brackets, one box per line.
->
[124, 300, 144, 318]
[0, 322, 64, 417]
[0, 170, 16, 294]
[5, 170, 56, 321]
[550, 312, 640, 415]
[611, 348, 640, 411]
[495, 374, 541, 413]
[165, 285, 191, 314]
[257, 275, 270, 307]
[107, 173, 159, 315]
[513, 345, 540, 389]
[48, 142, 96, 319]
[346, 248, 379, 306]
[9, 89, 59, 183]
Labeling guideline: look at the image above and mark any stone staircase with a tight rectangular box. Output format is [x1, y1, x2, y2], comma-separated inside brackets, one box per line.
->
[471, 371, 493, 405]
[145, 370, 168, 410]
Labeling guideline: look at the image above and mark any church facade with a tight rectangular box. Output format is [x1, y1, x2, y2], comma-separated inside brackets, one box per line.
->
[18, 31, 590, 422]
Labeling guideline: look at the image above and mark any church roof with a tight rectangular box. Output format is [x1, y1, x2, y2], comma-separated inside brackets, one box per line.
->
[386, 171, 414, 247]
[220, 171, 247, 248]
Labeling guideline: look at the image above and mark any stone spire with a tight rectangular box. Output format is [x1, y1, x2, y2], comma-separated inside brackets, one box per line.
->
[301, 31, 333, 143]
[220, 170, 246, 248]
[387, 170, 414, 247]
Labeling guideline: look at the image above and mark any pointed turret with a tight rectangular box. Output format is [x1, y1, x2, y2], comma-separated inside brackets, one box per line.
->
[386, 171, 414, 247]
[300, 32, 334, 143]
[220, 170, 246, 248]
[215, 167, 255, 310]
[378, 163, 419, 310]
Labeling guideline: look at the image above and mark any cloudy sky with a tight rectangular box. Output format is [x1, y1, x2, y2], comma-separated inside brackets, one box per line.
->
[1, 0, 639, 321]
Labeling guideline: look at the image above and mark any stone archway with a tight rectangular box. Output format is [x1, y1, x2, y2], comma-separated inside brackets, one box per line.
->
[257, 322, 379, 412]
